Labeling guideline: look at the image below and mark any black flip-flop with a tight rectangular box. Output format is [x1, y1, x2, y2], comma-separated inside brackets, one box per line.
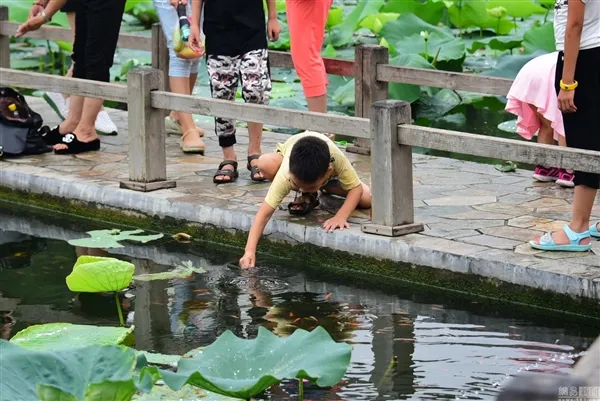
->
[41, 125, 64, 146]
[213, 160, 239, 184]
[54, 133, 100, 155]
[247, 154, 266, 182]
[288, 192, 320, 216]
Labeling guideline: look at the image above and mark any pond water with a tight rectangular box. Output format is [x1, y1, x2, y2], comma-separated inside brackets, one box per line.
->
[0, 206, 596, 400]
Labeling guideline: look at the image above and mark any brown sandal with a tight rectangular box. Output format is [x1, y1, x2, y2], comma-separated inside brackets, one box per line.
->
[213, 160, 239, 184]
[247, 154, 266, 182]
[288, 192, 320, 215]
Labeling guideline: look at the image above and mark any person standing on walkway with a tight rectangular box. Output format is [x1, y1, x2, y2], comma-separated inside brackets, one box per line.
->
[17, 0, 127, 154]
[505, 52, 574, 188]
[28, 0, 119, 136]
[286, 0, 333, 139]
[156, 0, 205, 153]
[530, 0, 600, 252]
[183, 0, 280, 183]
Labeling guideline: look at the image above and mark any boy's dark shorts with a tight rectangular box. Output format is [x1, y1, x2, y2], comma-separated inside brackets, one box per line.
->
[61, 0, 79, 13]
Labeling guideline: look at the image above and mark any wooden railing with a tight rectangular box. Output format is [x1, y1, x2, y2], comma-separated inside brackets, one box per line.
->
[2, 6, 600, 238]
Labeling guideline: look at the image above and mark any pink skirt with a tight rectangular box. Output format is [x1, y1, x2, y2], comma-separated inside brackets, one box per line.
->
[505, 52, 564, 140]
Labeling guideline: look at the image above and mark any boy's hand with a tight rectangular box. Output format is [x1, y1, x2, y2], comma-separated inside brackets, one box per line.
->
[189, 25, 203, 53]
[267, 18, 281, 42]
[323, 215, 350, 232]
[239, 251, 256, 269]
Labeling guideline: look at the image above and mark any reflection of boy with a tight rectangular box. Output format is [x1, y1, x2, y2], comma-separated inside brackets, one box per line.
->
[240, 132, 372, 268]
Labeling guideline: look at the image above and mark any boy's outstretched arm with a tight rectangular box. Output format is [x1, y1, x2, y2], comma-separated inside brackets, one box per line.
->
[323, 184, 363, 232]
[240, 202, 276, 268]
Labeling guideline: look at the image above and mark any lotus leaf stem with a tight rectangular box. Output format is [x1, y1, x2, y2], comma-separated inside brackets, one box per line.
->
[115, 291, 125, 326]
[298, 379, 304, 400]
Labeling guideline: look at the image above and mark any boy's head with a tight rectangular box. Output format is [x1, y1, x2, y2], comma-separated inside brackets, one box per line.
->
[289, 136, 332, 192]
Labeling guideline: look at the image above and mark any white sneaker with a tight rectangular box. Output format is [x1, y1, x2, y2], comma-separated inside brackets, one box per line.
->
[95, 110, 118, 135]
[43, 92, 68, 120]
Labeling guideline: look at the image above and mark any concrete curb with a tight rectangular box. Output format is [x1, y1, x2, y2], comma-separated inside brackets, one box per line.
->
[1, 165, 598, 301]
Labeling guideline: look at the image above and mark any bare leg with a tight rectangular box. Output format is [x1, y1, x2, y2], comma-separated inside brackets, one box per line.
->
[55, 97, 101, 149]
[169, 76, 204, 148]
[58, 94, 84, 134]
[307, 95, 333, 140]
[321, 182, 372, 209]
[256, 152, 283, 181]
[247, 122, 264, 180]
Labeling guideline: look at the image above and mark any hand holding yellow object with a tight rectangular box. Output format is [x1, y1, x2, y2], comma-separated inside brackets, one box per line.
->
[173, 24, 204, 60]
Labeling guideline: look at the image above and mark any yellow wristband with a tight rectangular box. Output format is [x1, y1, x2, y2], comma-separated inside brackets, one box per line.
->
[560, 80, 578, 91]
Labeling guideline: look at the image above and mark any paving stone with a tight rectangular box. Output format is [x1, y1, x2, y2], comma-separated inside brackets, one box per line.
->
[480, 226, 543, 242]
[531, 220, 570, 233]
[412, 236, 487, 256]
[519, 197, 570, 208]
[422, 228, 480, 240]
[427, 219, 505, 232]
[514, 243, 544, 256]
[445, 210, 512, 221]
[473, 203, 535, 216]
[458, 234, 522, 250]
[423, 196, 497, 206]
[507, 215, 553, 229]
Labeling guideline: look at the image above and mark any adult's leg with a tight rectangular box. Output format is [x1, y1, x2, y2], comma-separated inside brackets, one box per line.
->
[56, 0, 126, 151]
[207, 54, 240, 182]
[286, 0, 331, 113]
[532, 48, 600, 246]
[240, 49, 272, 180]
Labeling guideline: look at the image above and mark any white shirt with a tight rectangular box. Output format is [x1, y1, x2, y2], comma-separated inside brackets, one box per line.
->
[554, 0, 600, 51]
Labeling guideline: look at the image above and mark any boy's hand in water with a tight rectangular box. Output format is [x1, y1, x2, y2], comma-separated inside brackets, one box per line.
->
[267, 18, 281, 42]
[239, 251, 256, 269]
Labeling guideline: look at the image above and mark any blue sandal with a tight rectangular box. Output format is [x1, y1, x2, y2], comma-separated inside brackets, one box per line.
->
[529, 225, 591, 252]
[591, 222, 600, 239]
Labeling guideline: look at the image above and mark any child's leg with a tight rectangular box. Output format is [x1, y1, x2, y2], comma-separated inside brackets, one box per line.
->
[286, 0, 332, 112]
[321, 181, 372, 209]
[256, 152, 283, 181]
[530, 104, 554, 145]
[240, 49, 272, 180]
[207, 54, 240, 182]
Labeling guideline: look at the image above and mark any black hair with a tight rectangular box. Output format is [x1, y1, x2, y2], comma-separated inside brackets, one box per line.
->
[289, 136, 331, 183]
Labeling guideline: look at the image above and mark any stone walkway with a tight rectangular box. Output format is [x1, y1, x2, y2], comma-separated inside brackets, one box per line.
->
[1, 97, 599, 299]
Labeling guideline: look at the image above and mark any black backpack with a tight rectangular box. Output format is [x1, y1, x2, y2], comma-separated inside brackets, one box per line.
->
[0, 87, 51, 158]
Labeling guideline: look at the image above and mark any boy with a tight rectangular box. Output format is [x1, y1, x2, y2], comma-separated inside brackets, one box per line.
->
[188, 0, 280, 183]
[239, 132, 372, 269]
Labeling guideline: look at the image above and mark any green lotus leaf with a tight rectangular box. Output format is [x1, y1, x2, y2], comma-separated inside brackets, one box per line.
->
[132, 261, 205, 282]
[486, 0, 546, 18]
[447, 0, 489, 29]
[388, 54, 435, 103]
[133, 385, 240, 401]
[381, 13, 455, 45]
[68, 229, 164, 249]
[326, 7, 344, 29]
[393, 31, 466, 62]
[159, 326, 352, 400]
[66, 256, 135, 292]
[329, 0, 385, 47]
[382, 0, 445, 25]
[10, 323, 135, 351]
[467, 36, 522, 53]
[523, 23, 556, 54]
[359, 13, 399, 35]
[0, 341, 155, 401]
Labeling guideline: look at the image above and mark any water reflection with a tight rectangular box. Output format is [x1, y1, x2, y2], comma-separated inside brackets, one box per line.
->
[0, 216, 596, 401]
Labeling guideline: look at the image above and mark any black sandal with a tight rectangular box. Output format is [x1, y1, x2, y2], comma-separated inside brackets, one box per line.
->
[213, 160, 239, 184]
[247, 154, 265, 182]
[54, 133, 101, 155]
[288, 192, 320, 216]
[41, 125, 64, 145]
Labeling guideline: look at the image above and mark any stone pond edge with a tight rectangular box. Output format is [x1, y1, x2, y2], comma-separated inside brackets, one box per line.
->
[1, 167, 598, 312]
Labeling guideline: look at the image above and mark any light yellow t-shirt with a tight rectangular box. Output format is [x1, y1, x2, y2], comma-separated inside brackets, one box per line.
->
[264, 132, 362, 209]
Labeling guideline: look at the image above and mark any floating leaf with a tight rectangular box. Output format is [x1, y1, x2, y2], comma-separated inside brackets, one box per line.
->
[10, 323, 135, 351]
[332, 79, 355, 107]
[132, 385, 240, 401]
[139, 352, 182, 369]
[467, 36, 522, 53]
[523, 23, 556, 54]
[66, 256, 135, 292]
[480, 51, 547, 79]
[495, 161, 518, 172]
[0, 341, 156, 401]
[497, 119, 518, 133]
[133, 261, 205, 282]
[68, 229, 164, 249]
[159, 326, 352, 400]
[381, 13, 455, 45]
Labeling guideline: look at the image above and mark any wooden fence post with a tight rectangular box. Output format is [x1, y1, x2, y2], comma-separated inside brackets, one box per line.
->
[362, 100, 423, 237]
[0, 6, 9, 68]
[120, 68, 176, 192]
[151, 23, 170, 92]
[347, 45, 389, 156]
